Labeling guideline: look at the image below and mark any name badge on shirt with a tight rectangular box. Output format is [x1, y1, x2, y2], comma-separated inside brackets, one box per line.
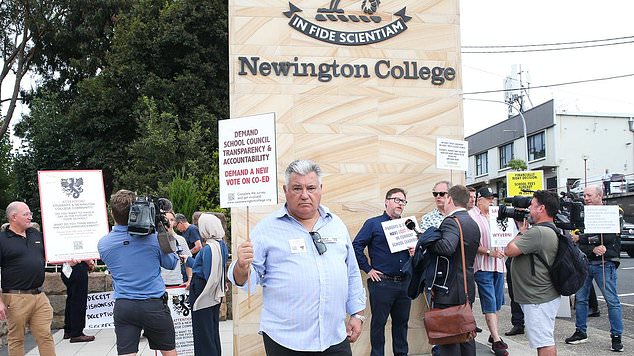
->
[321, 236, 338, 244]
[289, 239, 307, 253]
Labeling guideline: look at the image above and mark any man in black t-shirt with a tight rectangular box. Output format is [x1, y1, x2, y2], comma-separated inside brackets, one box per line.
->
[0, 202, 56, 356]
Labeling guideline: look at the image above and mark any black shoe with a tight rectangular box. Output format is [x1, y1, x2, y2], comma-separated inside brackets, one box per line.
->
[69, 335, 95, 343]
[611, 335, 624, 352]
[565, 330, 588, 344]
[492, 339, 509, 356]
[589, 309, 601, 317]
[63, 332, 71, 340]
[475, 326, 483, 333]
[504, 325, 524, 336]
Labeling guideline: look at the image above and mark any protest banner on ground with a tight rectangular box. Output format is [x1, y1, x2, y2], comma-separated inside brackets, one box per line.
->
[219, 113, 278, 208]
[38, 170, 109, 262]
[84, 288, 194, 355]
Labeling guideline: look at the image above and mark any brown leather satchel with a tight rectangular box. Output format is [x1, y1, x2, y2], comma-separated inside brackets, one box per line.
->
[423, 217, 477, 345]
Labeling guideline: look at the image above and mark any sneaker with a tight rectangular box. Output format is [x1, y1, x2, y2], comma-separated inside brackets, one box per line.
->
[565, 330, 588, 344]
[491, 339, 509, 356]
[611, 335, 624, 352]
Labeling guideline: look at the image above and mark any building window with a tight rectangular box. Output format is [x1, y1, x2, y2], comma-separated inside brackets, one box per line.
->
[476, 152, 488, 175]
[528, 132, 545, 161]
[499, 143, 514, 169]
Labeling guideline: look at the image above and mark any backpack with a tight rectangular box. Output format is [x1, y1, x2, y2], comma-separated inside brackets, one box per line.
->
[531, 224, 589, 296]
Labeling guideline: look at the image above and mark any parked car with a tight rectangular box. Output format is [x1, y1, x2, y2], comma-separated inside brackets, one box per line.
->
[570, 173, 629, 198]
[621, 221, 634, 257]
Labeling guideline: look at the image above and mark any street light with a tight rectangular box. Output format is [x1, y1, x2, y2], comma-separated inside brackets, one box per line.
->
[582, 154, 589, 187]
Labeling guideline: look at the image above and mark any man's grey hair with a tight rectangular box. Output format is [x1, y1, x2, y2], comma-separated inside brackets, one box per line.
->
[285, 159, 323, 185]
[174, 213, 188, 223]
[585, 185, 604, 197]
[434, 180, 452, 191]
[5, 201, 21, 220]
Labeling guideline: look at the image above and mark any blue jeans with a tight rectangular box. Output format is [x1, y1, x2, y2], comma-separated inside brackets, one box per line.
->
[575, 261, 623, 336]
[367, 279, 411, 356]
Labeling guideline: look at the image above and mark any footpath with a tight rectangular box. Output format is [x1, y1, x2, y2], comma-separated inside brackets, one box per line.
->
[2, 298, 630, 355]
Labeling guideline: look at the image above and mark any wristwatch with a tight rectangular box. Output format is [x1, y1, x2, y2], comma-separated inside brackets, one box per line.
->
[351, 314, 366, 323]
[486, 249, 491, 256]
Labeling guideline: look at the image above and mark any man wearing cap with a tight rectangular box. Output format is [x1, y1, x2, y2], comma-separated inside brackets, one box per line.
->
[420, 181, 451, 232]
[469, 188, 508, 356]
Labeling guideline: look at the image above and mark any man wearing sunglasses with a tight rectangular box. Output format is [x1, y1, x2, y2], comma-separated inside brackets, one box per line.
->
[229, 159, 366, 355]
[352, 188, 411, 356]
[420, 180, 452, 232]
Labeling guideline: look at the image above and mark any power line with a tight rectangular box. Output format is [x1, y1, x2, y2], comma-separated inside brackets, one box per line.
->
[462, 39, 634, 53]
[463, 35, 634, 48]
[462, 73, 634, 96]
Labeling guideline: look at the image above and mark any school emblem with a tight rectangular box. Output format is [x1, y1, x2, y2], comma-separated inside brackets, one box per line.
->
[284, 1, 411, 45]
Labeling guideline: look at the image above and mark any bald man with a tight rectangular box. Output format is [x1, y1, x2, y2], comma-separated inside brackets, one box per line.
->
[0, 202, 56, 356]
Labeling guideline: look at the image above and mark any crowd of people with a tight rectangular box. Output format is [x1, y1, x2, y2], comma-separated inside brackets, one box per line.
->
[0, 159, 626, 356]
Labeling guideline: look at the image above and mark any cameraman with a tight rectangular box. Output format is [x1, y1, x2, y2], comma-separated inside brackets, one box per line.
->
[564, 185, 623, 352]
[98, 190, 179, 356]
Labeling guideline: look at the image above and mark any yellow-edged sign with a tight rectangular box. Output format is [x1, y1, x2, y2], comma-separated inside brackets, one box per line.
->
[506, 170, 544, 197]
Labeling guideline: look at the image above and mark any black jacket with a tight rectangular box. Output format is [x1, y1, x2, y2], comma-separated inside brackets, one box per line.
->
[430, 210, 480, 306]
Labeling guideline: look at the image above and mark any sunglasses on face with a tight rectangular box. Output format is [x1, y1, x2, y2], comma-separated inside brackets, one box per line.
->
[432, 192, 447, 197]
[309, 231, 327, 255]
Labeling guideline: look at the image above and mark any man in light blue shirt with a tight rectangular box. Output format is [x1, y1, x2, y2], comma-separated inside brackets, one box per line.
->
[98, 190, 179, 356]
[229, 159, 366, 355]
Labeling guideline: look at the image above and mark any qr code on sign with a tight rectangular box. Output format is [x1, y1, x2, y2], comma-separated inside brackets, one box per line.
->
[73, 241, 83, 250]
[228, 193, 235, 201]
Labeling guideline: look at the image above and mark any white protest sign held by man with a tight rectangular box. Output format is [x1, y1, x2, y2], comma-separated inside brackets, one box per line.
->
[489, 205, 517, 247]
[38, 170, 109, 262]
[219, 113, 278, 208]
[584, 205, 620, 234]
[381, 216, 418, 253]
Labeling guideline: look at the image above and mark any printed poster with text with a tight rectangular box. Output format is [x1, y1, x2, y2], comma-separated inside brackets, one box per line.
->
[381, 216, 418, 253]
[38, 170, 109, 263]
[436, 137, 468, 171]
[506, 170, 543, 197]
[219, 113, 278, 208]
[489, 205, 517, 247]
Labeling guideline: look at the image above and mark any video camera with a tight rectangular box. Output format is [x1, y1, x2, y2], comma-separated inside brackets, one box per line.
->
[128, 196, 176, 253]
[554, 192, 584, 231]
[497, 191, 585, 232]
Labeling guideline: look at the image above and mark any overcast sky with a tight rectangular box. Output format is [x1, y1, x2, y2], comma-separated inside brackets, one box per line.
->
[460, 0, 634, 136]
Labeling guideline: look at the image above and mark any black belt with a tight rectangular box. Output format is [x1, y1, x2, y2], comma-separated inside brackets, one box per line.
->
[2, 288, 42, 295]
[379, 275, 406, 282]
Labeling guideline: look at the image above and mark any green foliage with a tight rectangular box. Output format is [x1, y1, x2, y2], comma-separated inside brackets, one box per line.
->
[0, 133, 17, 222]
[7, 0, 229, 217]
[508, 159, 527, 171]
[161, 169, 201, 221]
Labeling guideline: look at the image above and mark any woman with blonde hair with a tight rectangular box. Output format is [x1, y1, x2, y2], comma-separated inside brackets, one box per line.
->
[183, 213, 228, 355]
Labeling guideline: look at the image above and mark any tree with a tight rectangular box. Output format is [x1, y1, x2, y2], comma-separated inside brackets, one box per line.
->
[1, 0, 70, 137]
[0, 133, 16, 220]
[508, 159, 527, 171]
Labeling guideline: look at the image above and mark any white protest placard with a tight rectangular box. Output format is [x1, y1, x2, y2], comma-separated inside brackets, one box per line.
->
[583, 205, 620, 234]
[436, 137, 468, 171]
[166, 287, 194, 356]
[381, 216, 418, 253]
[489, 206, 517, 247]
[38, 170, 109, 263]
[219, 113, 278, 208]
[85, 291, 115, 330]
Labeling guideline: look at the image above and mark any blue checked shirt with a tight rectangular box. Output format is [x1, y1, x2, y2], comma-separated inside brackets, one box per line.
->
[228, 205, 366, 352]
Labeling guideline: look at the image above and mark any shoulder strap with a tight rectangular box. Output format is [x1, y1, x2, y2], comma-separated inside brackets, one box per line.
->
[532, 224, 560, 269]
[452, 217, 469, 299]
